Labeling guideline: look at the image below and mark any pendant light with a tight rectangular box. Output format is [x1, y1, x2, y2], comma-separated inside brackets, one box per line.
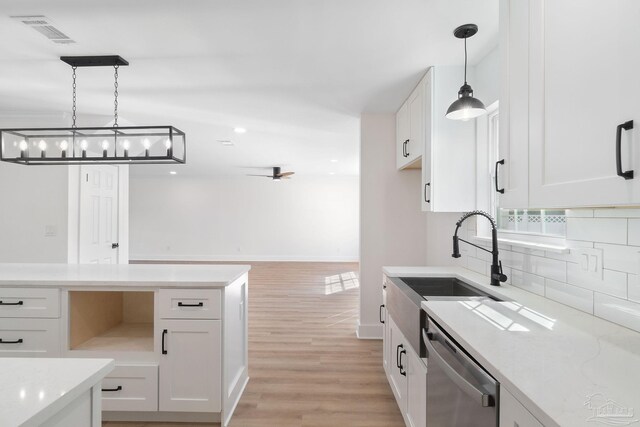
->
[0, 55, 186, 165]
[446, 24, 487, 121]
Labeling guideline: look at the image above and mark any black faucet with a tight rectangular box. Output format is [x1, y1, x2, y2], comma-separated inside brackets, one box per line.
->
[452, 210, 507, 286]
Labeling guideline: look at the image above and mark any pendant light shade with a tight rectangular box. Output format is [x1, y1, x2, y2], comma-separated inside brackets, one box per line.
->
[446, 24, 487, 121]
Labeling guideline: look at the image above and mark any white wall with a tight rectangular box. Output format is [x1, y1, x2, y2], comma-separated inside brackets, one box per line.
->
[0, 161, 69, 262]
[129, 175, 359, 261]
[359, 113, 427, 338]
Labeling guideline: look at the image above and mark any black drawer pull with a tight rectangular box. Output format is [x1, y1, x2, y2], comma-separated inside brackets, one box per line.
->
[101, 386, 122, 392]
[162, 329, 168, 354]
[396, 344, 403, 369]
[399, 349, 407, 376]
[495, 159, 505, 193]
[379, 304, 385, 324]
[425, 182, 431, 203]
[0, 338, 23, 344]
[405, 139, 410, 157]
[0, 300, 23, 306]
[616, 120, 634, 180]
[178, 302, 204, 307]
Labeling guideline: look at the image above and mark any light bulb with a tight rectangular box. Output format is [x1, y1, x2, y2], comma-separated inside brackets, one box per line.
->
[60, 140, 68, 151]
[143, 139, 151, 149]
[122, 139, 131, 150]
[80, 140, 88, 150]
[38, 140, 47, 151]
[102, 140, 109, 150]
[19, 140, 28, 151]
[165, 139, 172, 149]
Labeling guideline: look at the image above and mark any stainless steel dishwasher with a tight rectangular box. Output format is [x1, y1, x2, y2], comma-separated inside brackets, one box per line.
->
[422, 317, 498, 426]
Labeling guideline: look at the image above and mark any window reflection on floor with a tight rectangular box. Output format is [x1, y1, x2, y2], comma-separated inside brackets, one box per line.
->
[324, 271, 359, 295]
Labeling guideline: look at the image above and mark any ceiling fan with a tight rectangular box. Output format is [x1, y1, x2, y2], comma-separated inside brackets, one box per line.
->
[247, 166, 295, 180]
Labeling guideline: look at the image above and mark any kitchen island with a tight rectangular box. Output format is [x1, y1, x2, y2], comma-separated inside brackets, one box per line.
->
[0, 357, 114, 427]
[0, 263, 250, 426]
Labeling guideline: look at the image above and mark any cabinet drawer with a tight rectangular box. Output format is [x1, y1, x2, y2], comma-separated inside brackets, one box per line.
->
[101, 365, 158, 412]
[0, 318, 60, 357]
[0, 288, 60, 318]
[159, 289, 221, 319]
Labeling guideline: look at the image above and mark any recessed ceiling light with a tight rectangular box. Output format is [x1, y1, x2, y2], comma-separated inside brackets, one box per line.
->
[330, 159, 338, 163]
[217, 140, 234, 146]
[329, 172, 336, 175]
[169, 171, 177, 175]
[233, 127, 247, 134]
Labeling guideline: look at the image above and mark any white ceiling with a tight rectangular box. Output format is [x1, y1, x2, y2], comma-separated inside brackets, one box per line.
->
[0, 0, 498, 177]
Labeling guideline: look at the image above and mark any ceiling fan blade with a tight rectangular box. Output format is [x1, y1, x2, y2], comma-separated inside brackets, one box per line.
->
[279, 171, 295, 177]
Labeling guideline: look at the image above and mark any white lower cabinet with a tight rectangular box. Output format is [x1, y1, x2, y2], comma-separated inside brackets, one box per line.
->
[101, 365, 158, 412]
[384, 314, 426, 427]
[158, 319, 222, 412]
[500, 387, 543, 427]
[406, 348, 427, 427]
[387, 316, 408, 415]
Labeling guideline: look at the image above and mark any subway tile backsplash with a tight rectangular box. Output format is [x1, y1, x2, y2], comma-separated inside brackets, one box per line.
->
[459, 209, 640, 333]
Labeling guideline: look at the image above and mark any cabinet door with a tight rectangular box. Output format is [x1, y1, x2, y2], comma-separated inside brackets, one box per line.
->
[528, 0, 640, 207]
[406, 346, 427, 427]
[159, 319, 221, 412]
[500, 387, 543, 427]
[422, 71, 433, 212]
[381, 290, 389, 375]
[430, 66, 477, 212]
[397, 102, 411, 169]
[387, 316, 408, 415]
[498, 0, 530, 208]
[407, 83, 424, 165]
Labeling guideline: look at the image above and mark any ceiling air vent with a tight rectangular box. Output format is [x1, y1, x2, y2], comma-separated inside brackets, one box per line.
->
[11, 15, 75, 44]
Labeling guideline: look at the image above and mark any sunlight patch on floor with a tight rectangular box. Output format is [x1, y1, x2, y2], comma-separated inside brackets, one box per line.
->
[324, 271, 359, 295]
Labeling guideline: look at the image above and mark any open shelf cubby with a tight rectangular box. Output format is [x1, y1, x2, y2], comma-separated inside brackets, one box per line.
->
[69, 291, 154, 352]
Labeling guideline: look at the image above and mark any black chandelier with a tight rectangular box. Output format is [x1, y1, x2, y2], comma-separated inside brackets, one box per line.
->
[0, 55, 186, 165]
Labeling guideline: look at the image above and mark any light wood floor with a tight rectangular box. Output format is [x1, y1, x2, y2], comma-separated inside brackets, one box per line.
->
[104, 262, 403, 427]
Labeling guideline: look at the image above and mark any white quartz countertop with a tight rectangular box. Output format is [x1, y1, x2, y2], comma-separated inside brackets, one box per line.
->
[0, 263, 251, 288]
[383, 266, 640, 427]
[0, 358, 114, 427]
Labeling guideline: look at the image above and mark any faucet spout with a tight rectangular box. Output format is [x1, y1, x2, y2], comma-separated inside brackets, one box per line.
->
[452, 210, 507, 286]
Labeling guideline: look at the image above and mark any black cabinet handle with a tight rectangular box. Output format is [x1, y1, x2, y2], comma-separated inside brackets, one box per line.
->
[616, 120, 634, 180]
[0, 300, 23, 306]
[402, 140, 407, 157]
[111, 243, 119, 249]
[425, 182, 431, 203]
[178, 302, 204, 307]
[379, 304, 385, 324]
[495, 159, 505, 193]
[399, 349, 407, 376]
[0, 338, 23, 344]
[405, 139, 410, 157]
[101, 386, 122, 392]
[396, 344, 403, 369]
[162, 329, 168, 354]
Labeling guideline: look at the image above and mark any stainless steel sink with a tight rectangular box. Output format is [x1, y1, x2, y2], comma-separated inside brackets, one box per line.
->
[398, 277, 506, 301]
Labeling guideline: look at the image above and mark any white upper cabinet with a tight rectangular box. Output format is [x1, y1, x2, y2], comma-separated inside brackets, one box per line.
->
[526, 0, 640, 207]
[497, 0, 530, 209]
[397, 81, 424, 169]
[422, 67, 477, 212]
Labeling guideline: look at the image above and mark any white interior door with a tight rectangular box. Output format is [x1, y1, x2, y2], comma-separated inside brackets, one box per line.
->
[79, 165, 119, 264]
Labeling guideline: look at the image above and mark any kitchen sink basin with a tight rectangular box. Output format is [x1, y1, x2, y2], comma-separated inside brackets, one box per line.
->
[398, 277, 505, 301]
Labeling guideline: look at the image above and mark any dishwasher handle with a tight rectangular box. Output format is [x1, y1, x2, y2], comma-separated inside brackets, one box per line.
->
[423, 328, 494, 407]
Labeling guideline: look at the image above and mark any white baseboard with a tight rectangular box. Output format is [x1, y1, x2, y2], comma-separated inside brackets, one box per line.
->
[130, 254, 359, 263]
[356, 322, 383, 340]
